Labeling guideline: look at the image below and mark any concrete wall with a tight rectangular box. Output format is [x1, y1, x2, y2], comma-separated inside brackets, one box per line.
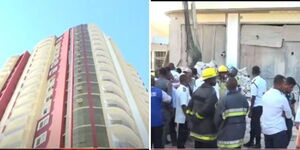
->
[168, 10, 300, 67]
[168, 10, 300, 87]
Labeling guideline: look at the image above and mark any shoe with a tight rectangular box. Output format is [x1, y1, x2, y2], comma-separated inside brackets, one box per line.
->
[244, 141, 254, 147]
[252, 144, 261, 148]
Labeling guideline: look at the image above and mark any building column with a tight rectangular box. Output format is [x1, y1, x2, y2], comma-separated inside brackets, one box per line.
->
[226, 13, 240, 68]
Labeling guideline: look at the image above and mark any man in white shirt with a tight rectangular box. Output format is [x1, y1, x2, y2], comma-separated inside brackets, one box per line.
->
[261, 75, 292, 148]
[175, 74, 191, 148]
[244, 66, 267, 148]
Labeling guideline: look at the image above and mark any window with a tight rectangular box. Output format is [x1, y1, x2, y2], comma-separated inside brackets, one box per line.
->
[155, 51, 166, 57]
[50, 58, 59, 68]
[76, 76, 82, 82]
[48, 85, 54, 91]
[33, 131, 47, 148]
[76, 98, 83, 104]
[44, 95, 53, 103]
[76, 85, 83, 92]
[37, 115, 50, 130]
[42, 105, 50, 116]
[48, 66, 58, 76]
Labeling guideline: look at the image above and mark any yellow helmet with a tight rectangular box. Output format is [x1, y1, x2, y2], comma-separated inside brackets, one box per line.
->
[218, 65, 228, 73]
[202, 67, 217, 80]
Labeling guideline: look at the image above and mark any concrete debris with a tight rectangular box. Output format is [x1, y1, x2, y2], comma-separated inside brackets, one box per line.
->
[194, 61, 252, 97]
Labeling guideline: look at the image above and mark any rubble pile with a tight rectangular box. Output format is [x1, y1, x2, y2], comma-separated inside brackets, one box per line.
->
[194, 61, 252, 97]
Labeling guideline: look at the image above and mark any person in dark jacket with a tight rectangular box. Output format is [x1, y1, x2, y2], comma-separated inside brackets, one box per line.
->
[155, 67, 175, 145]
[284, 77, 297, 147]
[186, 67, 219, 148]
[214, 77, 249, 149]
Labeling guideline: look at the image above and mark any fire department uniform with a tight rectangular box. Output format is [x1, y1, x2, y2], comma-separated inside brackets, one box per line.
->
[186, 68, 219, 148]
[214, 91, 249, 148]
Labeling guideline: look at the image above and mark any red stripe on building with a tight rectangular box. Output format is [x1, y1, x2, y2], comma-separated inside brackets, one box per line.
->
[43, 30, 70, 148]
[67, 27, 75, 147]
[81, 25, 98, 147]
[0, 51, 30, 121]
[65, 28, 75, 148]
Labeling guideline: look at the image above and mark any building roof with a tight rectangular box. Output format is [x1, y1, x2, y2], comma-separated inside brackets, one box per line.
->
[166, 7, 300, 15]
[165, 2, 300, 15]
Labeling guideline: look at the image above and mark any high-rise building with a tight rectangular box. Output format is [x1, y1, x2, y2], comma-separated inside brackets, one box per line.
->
[0, 24, 149, 148]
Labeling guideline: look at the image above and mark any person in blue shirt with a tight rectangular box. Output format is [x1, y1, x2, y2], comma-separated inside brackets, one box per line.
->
[151, 76, 171, 148]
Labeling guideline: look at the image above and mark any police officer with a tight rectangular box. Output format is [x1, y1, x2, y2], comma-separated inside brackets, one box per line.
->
[214, 77, 249, 148]
[175, 74, 191, 148]
[244, 66, 267, 148]
[186, 67, 218, 148]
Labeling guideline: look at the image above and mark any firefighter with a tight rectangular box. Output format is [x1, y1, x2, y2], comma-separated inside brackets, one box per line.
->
[217, 65, 228, 99]
[214, 77, 249, 149]
[186, 67, 218, 148]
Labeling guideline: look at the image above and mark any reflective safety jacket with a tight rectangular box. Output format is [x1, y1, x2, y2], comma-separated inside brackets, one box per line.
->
[214, 91, 249, 148]
[186, 83, 218, 143]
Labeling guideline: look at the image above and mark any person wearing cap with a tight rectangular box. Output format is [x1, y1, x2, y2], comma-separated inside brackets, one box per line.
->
[186, 67, 219, 148]
[244, 66, 267, 148]
[214, 77, 249, 149]
[193, 67, 220, 100]
[217, 65, 229, 99]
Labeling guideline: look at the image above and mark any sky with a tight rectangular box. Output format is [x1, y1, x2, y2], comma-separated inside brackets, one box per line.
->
[0, 0, 149, 87]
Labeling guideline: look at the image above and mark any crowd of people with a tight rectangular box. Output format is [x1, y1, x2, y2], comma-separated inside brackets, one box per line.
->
[151, 63, 298, 149]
